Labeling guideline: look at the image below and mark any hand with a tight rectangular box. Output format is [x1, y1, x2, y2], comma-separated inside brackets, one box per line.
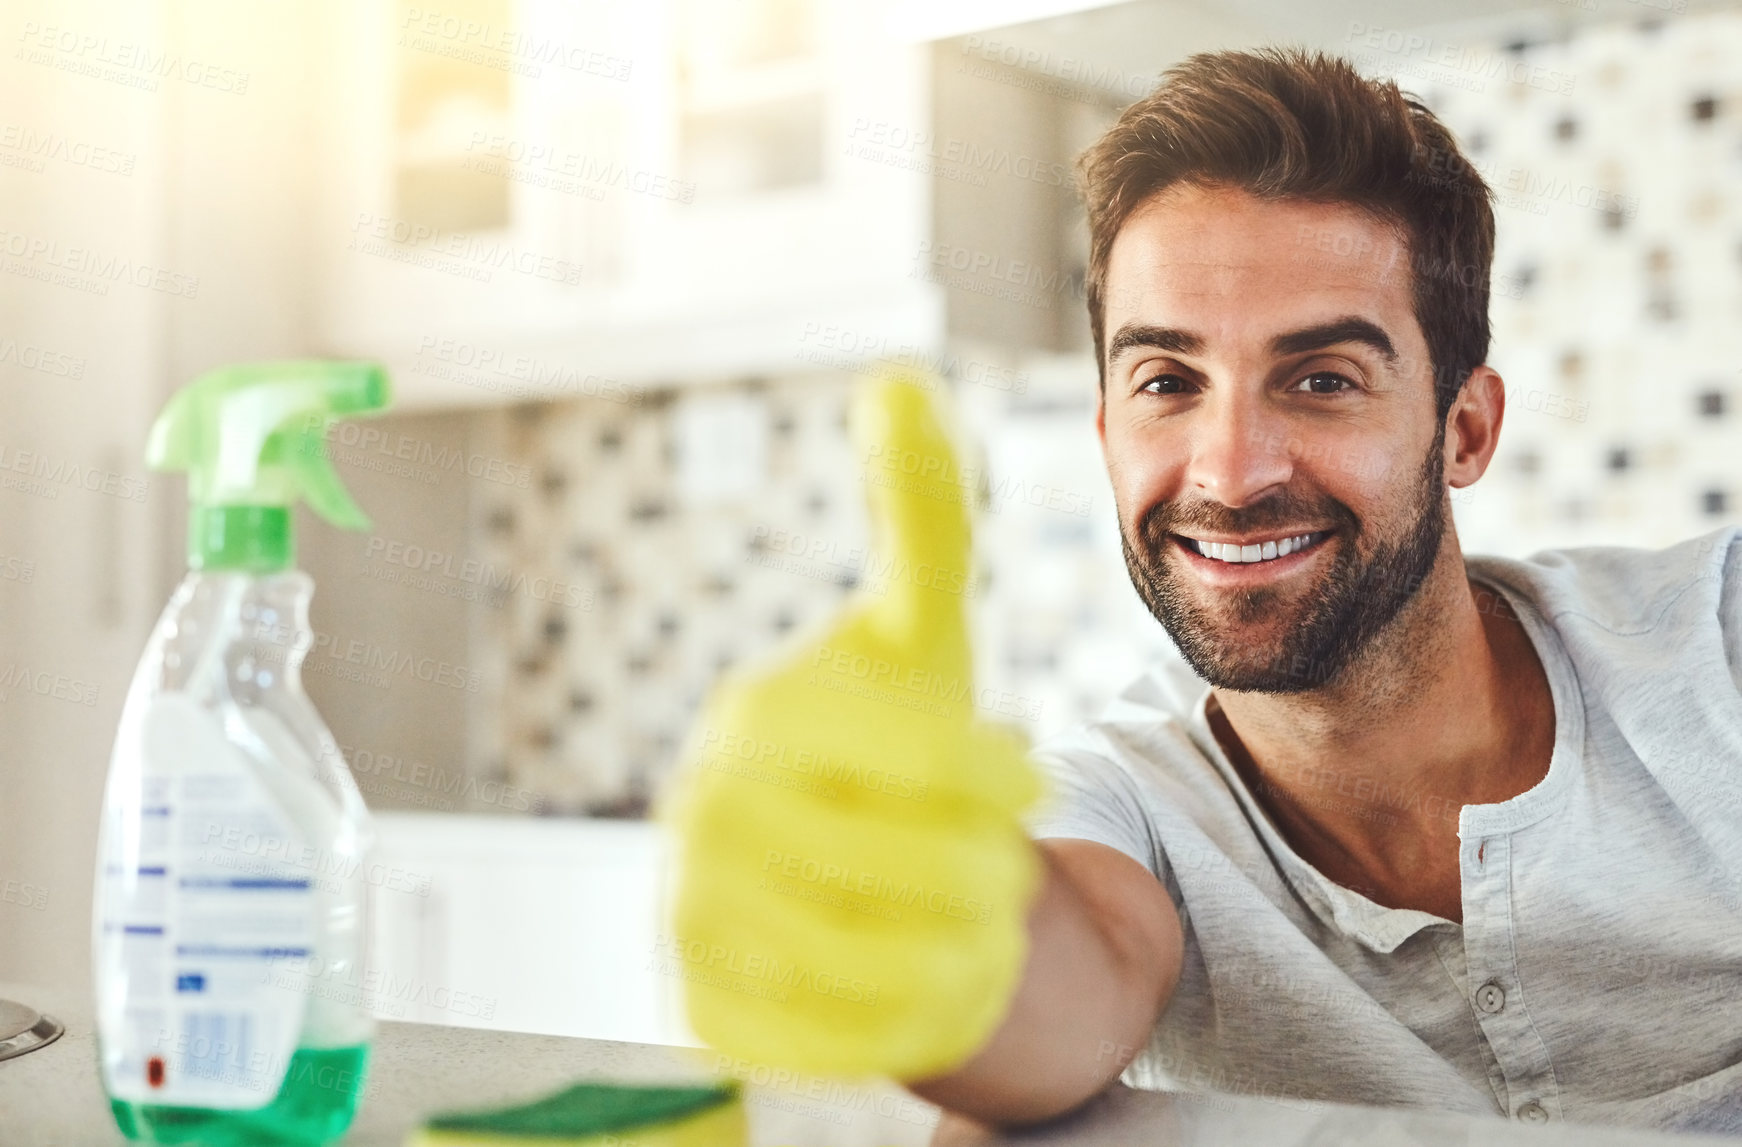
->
[660, 376, 1046, 1081]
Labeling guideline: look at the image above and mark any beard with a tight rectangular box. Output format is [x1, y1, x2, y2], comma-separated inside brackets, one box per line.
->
[1119, 420, 1449, 694]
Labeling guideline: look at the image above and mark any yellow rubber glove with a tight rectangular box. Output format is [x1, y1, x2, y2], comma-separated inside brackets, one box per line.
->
[659, 376, 1046, 1082]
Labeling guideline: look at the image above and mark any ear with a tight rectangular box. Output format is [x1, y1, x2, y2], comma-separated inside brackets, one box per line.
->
[1444, 366, 1505, 489]
[1095, 384, 1107, 451]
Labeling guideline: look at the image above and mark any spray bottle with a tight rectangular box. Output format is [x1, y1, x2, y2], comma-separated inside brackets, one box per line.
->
[94, 361, 391, 1146]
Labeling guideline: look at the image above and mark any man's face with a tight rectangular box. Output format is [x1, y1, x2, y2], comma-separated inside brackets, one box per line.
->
[1098, 182, 1451, 693]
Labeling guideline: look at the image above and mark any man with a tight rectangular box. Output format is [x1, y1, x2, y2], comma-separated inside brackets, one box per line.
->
[906, 47, 1742, 1133]
[668, 46, 1742, 1137]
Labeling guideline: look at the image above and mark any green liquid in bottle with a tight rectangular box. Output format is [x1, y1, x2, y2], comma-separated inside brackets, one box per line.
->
[109, 1044, 369, 1147]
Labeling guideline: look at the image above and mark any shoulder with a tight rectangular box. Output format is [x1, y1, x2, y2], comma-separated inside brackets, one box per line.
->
[1025, 659, 1228, 906]
[1035, 657, 1215, 774]
[1465, 525, 1741, 638]
[1030, 657, 1249, 833]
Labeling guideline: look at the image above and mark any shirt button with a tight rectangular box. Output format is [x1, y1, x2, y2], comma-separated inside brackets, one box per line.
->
[1517, 1100, 1549, 1123]
[1475, 981, 1506, 1014]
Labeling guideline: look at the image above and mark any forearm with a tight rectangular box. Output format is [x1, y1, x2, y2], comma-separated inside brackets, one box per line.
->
[904, 842, 1181, 1126]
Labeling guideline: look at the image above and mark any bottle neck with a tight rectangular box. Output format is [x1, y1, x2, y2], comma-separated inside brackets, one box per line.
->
[161, 568, 316, 701]
[190, 505, 293, 573]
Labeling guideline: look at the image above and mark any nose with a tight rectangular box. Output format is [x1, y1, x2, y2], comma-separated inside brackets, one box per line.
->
[1182, 387, 1295, 509]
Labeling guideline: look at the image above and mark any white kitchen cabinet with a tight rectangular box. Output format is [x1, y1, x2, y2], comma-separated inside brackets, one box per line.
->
[368, 811, 695, 1044]
[309, 0, 942, 409]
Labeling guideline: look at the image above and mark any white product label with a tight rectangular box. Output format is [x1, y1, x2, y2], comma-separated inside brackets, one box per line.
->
[97, 693, 315, 1108]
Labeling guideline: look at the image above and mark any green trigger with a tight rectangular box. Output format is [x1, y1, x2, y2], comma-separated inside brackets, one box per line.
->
[293, 429, 371, 531]
[145, 360, 391, 571]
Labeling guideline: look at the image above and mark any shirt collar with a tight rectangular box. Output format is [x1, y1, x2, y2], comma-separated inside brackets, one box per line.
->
[1178, 573, 1582, 954]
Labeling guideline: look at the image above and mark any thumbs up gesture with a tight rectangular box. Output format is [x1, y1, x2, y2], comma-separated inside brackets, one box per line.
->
[660, 377, 1046, 1082]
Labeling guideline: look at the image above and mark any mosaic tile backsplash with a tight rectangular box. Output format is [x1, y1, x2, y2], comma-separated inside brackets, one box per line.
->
[463, 364, 1151, 817]
[456, 10, 1742, 817]
[1410, 9, 1742, 558]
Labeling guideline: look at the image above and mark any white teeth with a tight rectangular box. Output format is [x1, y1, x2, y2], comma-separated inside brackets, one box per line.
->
[1191, 532, 1321, 564]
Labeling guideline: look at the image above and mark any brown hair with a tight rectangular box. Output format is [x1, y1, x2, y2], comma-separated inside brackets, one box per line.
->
[1078, 47, 1495, 423]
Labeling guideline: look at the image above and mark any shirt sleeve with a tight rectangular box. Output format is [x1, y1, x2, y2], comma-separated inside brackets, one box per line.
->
[1022, 743, 1178, 909]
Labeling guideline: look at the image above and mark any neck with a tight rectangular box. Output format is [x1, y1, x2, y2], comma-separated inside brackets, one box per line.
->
[1207, 542, 1555, 901]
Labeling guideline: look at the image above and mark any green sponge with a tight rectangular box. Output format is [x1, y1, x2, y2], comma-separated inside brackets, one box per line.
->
[405, 1080, 745, 1146]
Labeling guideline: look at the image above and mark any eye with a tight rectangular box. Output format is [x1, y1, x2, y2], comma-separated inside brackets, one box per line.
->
[1137, 373, 1196, 396]
[1292, 371, 1356, 395]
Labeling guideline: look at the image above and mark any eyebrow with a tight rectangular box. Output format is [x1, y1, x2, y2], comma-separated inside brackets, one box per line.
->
[1106, 323, 1202, 362]
[1105, 316, 1398, 366]
[1270, 317, 1398, 363]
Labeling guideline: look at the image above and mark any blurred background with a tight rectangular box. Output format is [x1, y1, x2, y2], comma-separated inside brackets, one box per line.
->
[4, 0, 1740, 1047]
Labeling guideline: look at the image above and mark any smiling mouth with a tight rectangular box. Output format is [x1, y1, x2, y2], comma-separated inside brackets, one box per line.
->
[1174, 529, 1335, 565]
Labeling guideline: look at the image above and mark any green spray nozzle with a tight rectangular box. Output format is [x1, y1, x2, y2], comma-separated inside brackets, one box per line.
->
[147, 360, 392, 572]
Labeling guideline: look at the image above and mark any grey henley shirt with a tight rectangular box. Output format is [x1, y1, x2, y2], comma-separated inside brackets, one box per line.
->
[1024, 525, 1742, 1135]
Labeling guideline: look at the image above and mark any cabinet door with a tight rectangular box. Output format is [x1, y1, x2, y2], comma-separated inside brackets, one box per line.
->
[369, 813, 687, 1043]
[313, 0, 943, 408]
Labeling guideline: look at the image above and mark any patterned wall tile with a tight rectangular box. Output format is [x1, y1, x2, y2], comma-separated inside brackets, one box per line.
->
[1412, 10, 1742, 556]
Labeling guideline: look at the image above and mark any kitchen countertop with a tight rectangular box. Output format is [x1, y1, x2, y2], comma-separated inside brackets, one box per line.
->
[3, 980, 1738, 1146]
